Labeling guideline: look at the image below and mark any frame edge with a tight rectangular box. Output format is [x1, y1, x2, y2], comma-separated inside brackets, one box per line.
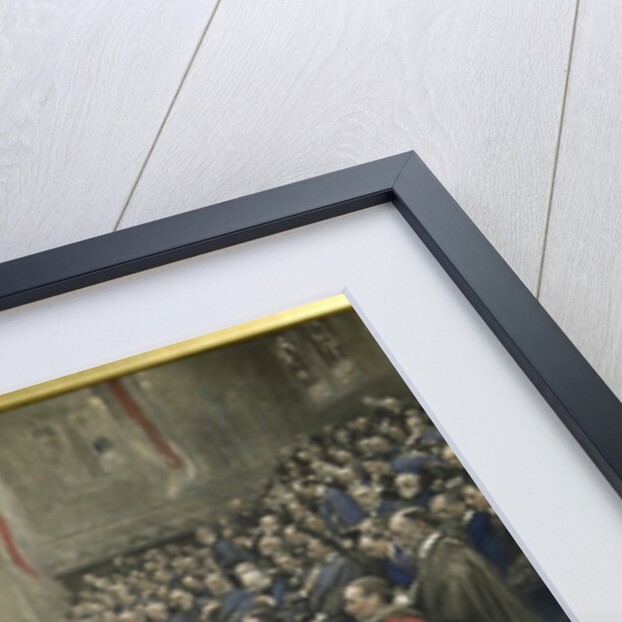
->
[392, 151, 622, 499]
[0, 152, 412, 311]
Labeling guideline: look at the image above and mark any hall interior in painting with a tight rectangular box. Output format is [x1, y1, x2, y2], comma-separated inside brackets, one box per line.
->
[0, 309, 566, 621]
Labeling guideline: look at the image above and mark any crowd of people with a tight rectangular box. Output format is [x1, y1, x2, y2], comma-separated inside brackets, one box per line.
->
[67, 394, 567, 622]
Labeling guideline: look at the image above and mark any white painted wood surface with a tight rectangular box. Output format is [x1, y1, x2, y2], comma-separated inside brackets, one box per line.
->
[0, 0, 218, 262]
[3, 0, 622, 617]
[118, 0, 576, 291]
[539, 1, 622, 401]
[3, 1, 619, 459]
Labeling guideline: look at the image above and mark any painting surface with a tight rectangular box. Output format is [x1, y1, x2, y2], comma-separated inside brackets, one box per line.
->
[0, 308, 566, 621]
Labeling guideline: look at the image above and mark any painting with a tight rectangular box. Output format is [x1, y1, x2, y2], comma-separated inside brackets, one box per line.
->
[0, 299, 566, 622]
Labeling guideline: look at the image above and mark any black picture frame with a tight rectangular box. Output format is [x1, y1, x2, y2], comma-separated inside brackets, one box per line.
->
[1, 150, 620, 500]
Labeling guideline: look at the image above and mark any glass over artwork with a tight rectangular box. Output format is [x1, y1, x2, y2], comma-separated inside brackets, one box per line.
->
[0, 298, 566, 622]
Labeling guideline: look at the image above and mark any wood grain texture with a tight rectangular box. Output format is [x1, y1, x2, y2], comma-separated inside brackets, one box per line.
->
[119, 0, 576, 291]
[0, 0, 218, 262]
[539, 1, 622, 400]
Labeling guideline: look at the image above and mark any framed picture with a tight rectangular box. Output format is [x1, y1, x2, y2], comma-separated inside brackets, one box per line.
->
[0, 152, 620, 620]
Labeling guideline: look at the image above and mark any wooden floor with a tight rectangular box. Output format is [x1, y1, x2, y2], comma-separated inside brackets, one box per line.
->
[1, 0, 620, 401]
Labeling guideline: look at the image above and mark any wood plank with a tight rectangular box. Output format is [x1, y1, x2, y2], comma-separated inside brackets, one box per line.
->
[119, 0, 576, 291]
[538, 1, 622, 400]
[0, 0, 218, 262]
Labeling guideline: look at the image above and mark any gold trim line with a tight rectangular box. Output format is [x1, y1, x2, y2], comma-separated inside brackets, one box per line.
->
[0, 295, 352, 413]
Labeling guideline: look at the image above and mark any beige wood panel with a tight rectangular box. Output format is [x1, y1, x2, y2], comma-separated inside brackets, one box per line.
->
[0, 0, 218, 262]
[538, 1, 622, 400]
[119, 0, 576, 290]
